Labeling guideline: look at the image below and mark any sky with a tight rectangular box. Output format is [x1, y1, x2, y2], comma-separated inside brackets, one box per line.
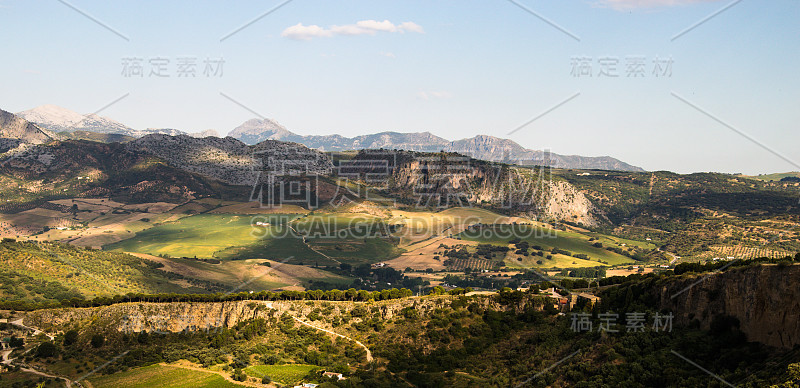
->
[1, 0, 798, 174]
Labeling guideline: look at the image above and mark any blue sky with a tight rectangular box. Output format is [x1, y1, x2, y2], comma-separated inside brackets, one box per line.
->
[1, 0, 798, 174]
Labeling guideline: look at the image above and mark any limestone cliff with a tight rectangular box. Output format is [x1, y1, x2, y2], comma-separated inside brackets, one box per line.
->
[23, 294, 544, 335]
[343, 149, 600, 225]
[659, 264, 800, 349]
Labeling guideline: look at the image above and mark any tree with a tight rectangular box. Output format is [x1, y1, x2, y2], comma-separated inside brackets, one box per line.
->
[9, 336, 23, 348]
[772, 362, 800, 387]
[233, 369, 247, 381]
[36, 342, 58, 358]
[63, 329, 79, 346]
[90, 334, 104, 348]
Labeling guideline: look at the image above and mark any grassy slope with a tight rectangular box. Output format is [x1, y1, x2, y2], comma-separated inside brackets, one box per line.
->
[0, 240, 208, 302]
[105, 213, 304, 259]
[89, 364, 239, 388]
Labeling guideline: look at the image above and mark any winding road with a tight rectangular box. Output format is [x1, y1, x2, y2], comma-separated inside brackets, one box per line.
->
[8, 318, 55, 340]
[290, 316, 373, 362]
[263, 302, 372, 362]
[1, 349, 11, 364]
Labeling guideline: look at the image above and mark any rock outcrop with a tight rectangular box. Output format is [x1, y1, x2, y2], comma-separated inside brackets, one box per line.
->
[659, 264, 800, 349]
[341, 149, 599, 225]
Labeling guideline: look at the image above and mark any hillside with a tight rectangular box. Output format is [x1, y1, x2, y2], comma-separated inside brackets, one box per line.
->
[57, 130, 135, 143]
[556, 169, 800, 255]
[0, 240, 215, 308]
[0, 139, 247, 208]
[126, 134, 332, 186]
[0, 108, 52, 149]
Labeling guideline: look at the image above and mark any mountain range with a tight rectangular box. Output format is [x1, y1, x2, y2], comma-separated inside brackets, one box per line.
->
[10, 105, 644, 171]
[229, 119, 645, 171]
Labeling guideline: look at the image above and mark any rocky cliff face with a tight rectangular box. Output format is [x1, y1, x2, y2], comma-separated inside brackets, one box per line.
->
[343, 150, 599, 225]
[659, 264, 800, 349]
[25, 301, 275, 334]
[23, 295, 542, 335]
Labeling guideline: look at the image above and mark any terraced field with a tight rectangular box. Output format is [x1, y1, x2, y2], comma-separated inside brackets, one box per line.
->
[707, 245, 794, 260]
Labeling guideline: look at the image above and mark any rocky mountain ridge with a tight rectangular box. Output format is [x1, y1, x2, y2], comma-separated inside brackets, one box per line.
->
[125, 134, 333, 186]
[228, 119, 644, 172]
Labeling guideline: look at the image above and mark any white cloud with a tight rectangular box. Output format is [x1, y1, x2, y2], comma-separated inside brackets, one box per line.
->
[417, 91, 452, 100]
[397, 22, 424, 34]
[596, 0, 721, 11]
[357, 19, 398, 33]
[281, 23, 332, 40]
[281, 20, 424, 40]
[330, 24, 373, 36]
[379, 52, 396, 58]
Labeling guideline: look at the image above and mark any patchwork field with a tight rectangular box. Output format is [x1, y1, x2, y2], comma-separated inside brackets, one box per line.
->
[458, 225, 639, 268]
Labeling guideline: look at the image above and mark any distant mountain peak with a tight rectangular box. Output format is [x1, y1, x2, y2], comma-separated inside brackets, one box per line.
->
[227, 118, 295, 143]
[17, 104, 132, 135]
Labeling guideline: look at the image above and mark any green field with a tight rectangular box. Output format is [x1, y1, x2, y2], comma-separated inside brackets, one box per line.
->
[291, 213, 386, 236]
[245, 364, 318, 385]
[89, 365, 239, 388]
[290, 213, 405, 265]
[105, 214, 303, 259]
[746, 172, 800, 181]
[308, 237, 404, 265]
[458, 225, 638, 268]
